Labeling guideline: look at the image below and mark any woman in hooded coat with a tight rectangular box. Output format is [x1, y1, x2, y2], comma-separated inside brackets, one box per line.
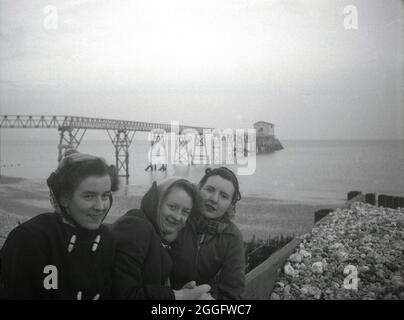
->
[111, 177, 211, 300]
[0, 151, 119, 300]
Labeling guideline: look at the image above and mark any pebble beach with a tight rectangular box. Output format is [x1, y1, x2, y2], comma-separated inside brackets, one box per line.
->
[270, 202, 404, 300]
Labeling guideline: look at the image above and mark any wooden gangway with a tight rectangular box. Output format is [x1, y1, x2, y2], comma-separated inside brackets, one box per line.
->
[0, 115, 208, 133]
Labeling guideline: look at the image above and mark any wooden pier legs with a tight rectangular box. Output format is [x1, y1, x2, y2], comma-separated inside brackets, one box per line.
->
[107, 129, 135, 179]
[57, 128, 86, 162]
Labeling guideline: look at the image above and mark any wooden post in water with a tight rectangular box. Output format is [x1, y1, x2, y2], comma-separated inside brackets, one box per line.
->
[385, 196, 394, 209]
[314, 209, 333, 223]
[378, 194, 386, 207]
[347, 191, 361, 201]
[398, 197, 404, 209]
[393, 197, 400, 209]
[365, 193, 376, 205]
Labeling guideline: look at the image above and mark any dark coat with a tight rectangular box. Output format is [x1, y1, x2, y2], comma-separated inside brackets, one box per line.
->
[111, 179, 182, 300]
[169, 215, 245, 300]
[0, 212, 115, 300]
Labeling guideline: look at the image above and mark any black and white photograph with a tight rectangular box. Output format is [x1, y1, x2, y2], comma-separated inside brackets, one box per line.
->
[0, 0, 403, 303]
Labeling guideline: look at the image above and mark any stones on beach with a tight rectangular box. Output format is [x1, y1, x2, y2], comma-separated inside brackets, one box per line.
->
[270, 202, 404, 300]
[336, 250, 349, 262]
[311, 262, 324, 274]
[330, 242, 345, 250]
[358, 266, 370, 273]
[299, 249, 312, 259]
[284, 263, 299, 278]
[289, 253, 302, 263]
[270, 292, 281, 300]
[299, 284, 321, 297]
[0, 211, 29, 249]
[390, 275, 404, 289]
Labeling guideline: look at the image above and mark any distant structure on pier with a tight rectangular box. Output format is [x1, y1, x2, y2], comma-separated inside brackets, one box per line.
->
[254, 121, 283, 153]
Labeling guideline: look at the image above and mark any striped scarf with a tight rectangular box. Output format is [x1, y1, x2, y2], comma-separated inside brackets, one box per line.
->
[192, 213, 229, 235]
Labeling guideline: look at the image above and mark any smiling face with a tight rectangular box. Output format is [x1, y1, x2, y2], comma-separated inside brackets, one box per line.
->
[61, 175, 112, 230]
[198, 175, 235, 220]
[159, 187, 193, 238]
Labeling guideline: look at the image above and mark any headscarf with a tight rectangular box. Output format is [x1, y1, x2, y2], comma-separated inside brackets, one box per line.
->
[140, 176, 196, 244]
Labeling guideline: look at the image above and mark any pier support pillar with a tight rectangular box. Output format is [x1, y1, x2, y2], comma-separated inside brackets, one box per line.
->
[107, 129, 135, 179]
[174, 135, 191, 165]
[58, 127, 87, 162]
[191, 134, 209, 165]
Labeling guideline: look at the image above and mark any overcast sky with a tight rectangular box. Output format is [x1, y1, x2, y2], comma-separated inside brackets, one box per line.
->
[0, 0, 403, 140]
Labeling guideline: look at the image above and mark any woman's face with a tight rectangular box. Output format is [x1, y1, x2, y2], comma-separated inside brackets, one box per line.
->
[61, 175, 112, 230]
[159, 187, 193, 238]
[198, 175, 235, 219]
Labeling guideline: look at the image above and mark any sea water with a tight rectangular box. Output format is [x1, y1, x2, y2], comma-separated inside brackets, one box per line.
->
[1, 134, 403, 205]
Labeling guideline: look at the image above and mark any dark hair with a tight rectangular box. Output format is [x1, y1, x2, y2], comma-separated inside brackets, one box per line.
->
[47, 157, 119, 201]
[164, 179, 197, 207]
[198, 167, 241, 204]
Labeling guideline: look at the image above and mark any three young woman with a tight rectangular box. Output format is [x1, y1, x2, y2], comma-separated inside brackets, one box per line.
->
[0, 154, 245, 300]
[0, 151, 119, 299]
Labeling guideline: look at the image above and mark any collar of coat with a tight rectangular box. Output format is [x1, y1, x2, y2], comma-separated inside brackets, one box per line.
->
[190, 213, 230, 235]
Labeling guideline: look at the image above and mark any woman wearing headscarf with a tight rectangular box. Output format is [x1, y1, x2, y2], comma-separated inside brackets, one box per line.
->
[0, 151, 119, 299]
[111, 176, 212, 300]
[169, 167, 245, 300]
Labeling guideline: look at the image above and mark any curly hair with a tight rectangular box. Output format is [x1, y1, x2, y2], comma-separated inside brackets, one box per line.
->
[47, 156, 119, 201]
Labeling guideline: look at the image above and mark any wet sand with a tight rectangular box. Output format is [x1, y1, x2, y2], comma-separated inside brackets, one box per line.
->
[0, 175, 341, 242]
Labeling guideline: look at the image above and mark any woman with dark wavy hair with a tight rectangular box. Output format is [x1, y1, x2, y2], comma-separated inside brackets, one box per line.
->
[0, 151, 119, 300]
[169, 167, 245, 300]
